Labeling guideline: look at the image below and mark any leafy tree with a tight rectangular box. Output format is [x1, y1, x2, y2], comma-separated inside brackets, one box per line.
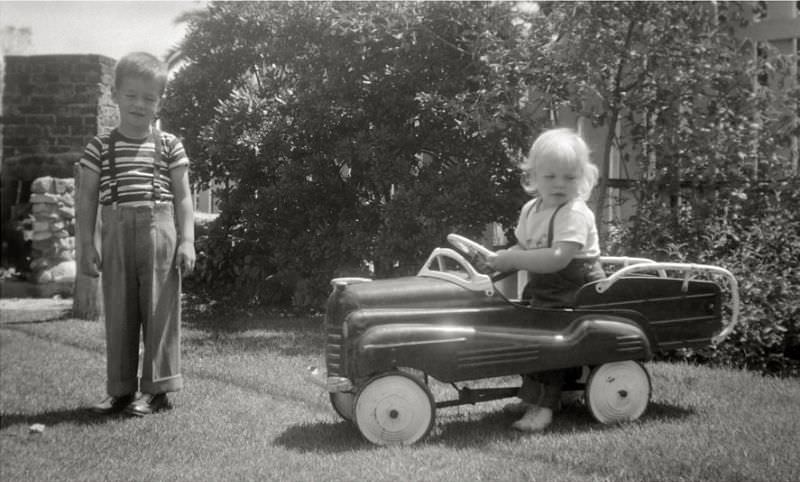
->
[163, 1, 798, 375]
[162, 1, 543, 307]
[526, 2, 799, 375]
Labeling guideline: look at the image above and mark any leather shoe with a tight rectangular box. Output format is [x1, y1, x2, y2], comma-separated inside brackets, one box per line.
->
[125, 393, 172, 417]
[90, 394, 135, 414]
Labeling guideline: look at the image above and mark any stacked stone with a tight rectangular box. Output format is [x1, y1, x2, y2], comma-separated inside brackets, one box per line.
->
[29, 176, 76, 286]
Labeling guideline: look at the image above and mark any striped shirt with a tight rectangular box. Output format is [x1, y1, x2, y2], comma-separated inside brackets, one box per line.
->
[79, 130, 190, 205]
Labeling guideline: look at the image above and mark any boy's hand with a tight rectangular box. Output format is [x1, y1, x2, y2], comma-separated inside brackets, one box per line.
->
[176, 240, 196, 275]
[472, 252, 495, 274]
[81, 244, 101, 277]
[486, 250, 511, 272]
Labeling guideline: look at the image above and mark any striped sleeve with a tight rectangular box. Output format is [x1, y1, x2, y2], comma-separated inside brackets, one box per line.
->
[164, 133, 190, 171]
[79, 136, 105, 173]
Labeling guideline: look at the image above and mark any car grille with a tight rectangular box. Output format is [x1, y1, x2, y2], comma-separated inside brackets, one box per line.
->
[325, 324, 344, 377]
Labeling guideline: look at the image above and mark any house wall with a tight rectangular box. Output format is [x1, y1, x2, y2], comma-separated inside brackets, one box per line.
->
[0, 55, 118, 274]
[2, 55, 117, 159]
[1, 54, 117, 229]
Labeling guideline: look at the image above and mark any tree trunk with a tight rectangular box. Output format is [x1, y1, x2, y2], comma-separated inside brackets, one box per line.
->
[72, 163, 103, 321]
[595, 18, 637, 246]
[594, 108, 619, 246]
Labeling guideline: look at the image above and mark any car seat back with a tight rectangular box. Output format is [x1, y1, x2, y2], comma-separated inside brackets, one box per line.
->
[573, 276, 722, 351]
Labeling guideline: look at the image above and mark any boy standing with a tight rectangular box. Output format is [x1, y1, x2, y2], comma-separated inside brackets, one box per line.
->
[77, 52, 195, 416]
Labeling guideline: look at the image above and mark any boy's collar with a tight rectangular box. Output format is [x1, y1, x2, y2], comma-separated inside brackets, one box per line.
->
[114, 126, 156, 141]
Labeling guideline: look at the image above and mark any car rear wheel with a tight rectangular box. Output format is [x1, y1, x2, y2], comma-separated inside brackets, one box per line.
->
[354, 371, 435, 445]
[330, 392, 355, 422]
[585, 361, 651, 424]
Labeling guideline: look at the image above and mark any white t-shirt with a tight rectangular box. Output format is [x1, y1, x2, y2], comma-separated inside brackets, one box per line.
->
[513, 198, 600, 258]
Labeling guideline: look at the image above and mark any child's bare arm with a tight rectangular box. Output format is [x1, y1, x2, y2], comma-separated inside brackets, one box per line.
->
[488, 241, 581, 273]
[170, 165, 196, 274]
[473, 244, 520, 273]
[76, 167, 101, 277]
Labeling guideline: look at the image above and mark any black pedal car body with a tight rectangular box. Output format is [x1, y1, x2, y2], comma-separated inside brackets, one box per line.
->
[307, 235, 740, 445]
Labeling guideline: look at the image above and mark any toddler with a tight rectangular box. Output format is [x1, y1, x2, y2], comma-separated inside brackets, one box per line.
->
[486, 127, 604, 431]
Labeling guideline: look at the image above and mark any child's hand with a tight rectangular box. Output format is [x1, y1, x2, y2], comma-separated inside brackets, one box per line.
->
[176, 241, 196, 275]
[486, 250, 512, 272]
[81, 244, 101, 277]
[472, 252, 496, 274]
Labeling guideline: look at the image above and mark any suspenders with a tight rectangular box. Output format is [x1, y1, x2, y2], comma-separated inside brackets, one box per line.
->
[521, 199, 567, 248]
[106, 128, 164, 206]
[152, 128, 163, 201]
[546, 202, 567, 248]
[107, 129, 121, 207]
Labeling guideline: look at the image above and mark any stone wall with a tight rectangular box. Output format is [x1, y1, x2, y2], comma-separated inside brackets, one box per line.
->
[28, 176, 76, 290]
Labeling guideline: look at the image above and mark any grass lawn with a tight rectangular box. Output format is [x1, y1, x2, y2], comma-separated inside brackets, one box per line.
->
[1, 298, 799, 481]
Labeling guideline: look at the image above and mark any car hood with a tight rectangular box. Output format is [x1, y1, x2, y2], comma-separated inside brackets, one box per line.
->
[328, 275, 499, 317]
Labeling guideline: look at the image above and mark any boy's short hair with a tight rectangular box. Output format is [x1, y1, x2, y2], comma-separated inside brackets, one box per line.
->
[114, 52, 168, 94]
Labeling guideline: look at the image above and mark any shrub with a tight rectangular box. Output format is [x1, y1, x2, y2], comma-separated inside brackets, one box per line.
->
[607, 179, 800, 377]
[186, 210, 292, 308]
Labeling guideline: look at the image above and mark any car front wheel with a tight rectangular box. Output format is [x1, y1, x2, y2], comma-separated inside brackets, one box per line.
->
[353, 371, 435, 445]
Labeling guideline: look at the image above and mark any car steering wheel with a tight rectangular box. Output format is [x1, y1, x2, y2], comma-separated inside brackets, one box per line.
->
[447, 234, 495, 259]
[446, 234, 498, 275]
[446, 234, 518, 283]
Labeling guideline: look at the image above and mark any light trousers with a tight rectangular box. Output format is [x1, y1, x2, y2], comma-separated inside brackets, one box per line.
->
[100, 202, 183, 396]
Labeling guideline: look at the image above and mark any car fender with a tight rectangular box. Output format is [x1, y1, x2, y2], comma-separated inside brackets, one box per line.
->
[446, 314, 654, 380]
[540, 314, 654, 368]
[353, 323, 475, 379]
[346, 310, 654, 382]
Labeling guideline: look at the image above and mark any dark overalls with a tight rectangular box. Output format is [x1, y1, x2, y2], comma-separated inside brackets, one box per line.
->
[100, 129, 183, 397]
[518, 202, 605, 409]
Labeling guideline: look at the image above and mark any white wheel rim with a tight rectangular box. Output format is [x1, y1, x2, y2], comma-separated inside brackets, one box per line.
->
[330, 392, 355, 422]
[586, 361, 651, 424]
[354, 373, 434, 445]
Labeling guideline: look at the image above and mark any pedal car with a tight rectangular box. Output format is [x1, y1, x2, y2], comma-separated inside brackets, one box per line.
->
[306, 234, 741, 445]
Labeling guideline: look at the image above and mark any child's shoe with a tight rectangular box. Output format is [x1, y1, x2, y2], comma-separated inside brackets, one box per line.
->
[125, 393, 172, 417]
[502, 400, 533, 415]
[512, 406, 553, 432]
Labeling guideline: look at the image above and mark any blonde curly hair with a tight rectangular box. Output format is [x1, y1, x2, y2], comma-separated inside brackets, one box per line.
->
[520, 127, 599, 201]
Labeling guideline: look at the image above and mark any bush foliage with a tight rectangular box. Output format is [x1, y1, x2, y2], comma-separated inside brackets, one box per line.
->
[164, 2, 799, 375]
[607, 179, 800, 377]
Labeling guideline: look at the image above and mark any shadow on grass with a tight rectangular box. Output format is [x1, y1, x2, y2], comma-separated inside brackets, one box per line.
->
[273, 420, 367, 452]
[186, 330, 324, 358]
[183, 310, 325, 357]
[273, 400, 695, 451]
[433, 400, 695, 447]
[187, 312, 323, 333]
[272, 411, 539, 452]
[181, 296, 323, 333]
[0, 310, 73, 325]
[642, 400, 696, 420]
[1, 407, 121, 430]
